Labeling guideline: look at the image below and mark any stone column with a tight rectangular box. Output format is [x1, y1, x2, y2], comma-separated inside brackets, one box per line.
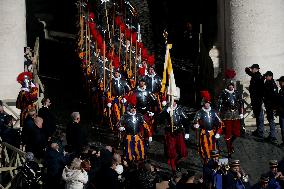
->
[220, 0, 284, 81]
[0, 0, 26, 100]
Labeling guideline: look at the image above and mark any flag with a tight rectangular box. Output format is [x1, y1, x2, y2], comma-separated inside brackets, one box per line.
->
[161, 44, 179, 116]
[161, 44, 177, 96]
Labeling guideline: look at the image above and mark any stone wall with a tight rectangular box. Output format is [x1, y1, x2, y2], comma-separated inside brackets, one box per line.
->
[0, 0, 26, 99]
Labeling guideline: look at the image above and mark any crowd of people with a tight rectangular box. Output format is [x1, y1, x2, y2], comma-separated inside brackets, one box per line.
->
[1, 0, 284, 188]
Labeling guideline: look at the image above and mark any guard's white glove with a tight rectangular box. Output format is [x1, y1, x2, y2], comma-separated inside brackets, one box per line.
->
[215, 133, 220, 139]
[185, 133, 189, 139]
[115, 164, 124, 175]
[118, 127, 125, 132]
[193, 123, 200, 129]
[162, 101, 167, 106]
[121, 98, 127, 104]
[148, 137, 153, 142]
[239, 114, 244, 119]
[148, 111, 154, 117]
[166, 107, 171, 113]
[107, 102, 112, 108]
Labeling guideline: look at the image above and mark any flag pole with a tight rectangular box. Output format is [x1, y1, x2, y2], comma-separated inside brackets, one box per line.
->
[163, 30, 174, 133]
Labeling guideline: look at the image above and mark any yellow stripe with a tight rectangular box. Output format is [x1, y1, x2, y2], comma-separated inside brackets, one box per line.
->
[141, 138, 145, 159]
[135, 136, 140, 160]
[161, 44, 173, 93]
[127, 135, 132, 161]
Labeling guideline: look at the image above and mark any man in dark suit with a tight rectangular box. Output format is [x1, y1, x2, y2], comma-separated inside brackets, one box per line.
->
[44, 142, 67, 188]
[38, 97, 56, 141]
[245, 64, 264, 138]
[66, 112, 88, 154]
[263, 71, 278, 143]
[277, 76, 284, 146]
[22, 109, 37, 152]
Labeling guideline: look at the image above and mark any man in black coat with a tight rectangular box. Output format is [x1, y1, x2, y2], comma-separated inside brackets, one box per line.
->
[44, 142, 67, 188]
[22, 109, 37, 152]
[263, 71, 278, 143]
[38, 98, 56, 141]
[277, 76, 284, 145]
[0, 104, 6, 135]
[66, 112, 88, 154]
[95, 154, 122, 189]
[1, 115, 21, 148]
[245, 64, 264, 138]
[223, 160, 248, 189]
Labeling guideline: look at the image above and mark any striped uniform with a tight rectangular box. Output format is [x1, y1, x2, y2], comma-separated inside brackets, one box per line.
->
[194, 107, 223, 162]
[118, 111, 151, 161]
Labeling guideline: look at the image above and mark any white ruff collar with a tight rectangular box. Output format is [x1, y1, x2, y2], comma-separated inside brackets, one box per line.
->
[21, 87, 30, 92]
[137, 85, 146, 91]
[113, 74, 121, 81]
[225, 88, 235, 94]
[149, 73, 156, 78]
[127, 111, 136, 116]
[202, 107, 211, 112]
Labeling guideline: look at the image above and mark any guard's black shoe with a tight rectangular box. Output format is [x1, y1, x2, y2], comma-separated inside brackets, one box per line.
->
[264, 136, 272, 142]
[264, 136, 278, 144]
[251, 130, 263, 138]
[228, 153, 232, 158]
[270, 137, 278, 144]
[278, 142, 284, 147]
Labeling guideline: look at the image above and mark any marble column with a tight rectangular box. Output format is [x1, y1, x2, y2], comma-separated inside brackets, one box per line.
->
[0, 0, 26, 100]
[219, 0, 284, 81]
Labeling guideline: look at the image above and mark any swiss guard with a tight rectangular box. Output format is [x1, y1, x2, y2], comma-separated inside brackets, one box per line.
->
[145, 64, 163, 112]
[218, 69, 243, 158]
[16, 72, 38, 127]
[117, 94, 152, 161]
[131, 77, 157, 134]
[193, 91, 223, 163]
[106, 58, 131, 126]
[160, 88, 189, 173]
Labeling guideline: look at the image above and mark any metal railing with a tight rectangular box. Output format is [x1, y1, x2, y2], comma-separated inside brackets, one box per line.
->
[32, 37, 45, 111]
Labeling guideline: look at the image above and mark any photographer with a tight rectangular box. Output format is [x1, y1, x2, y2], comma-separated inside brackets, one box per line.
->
[223, 160, 249, 189]
[203, 150, 223, 189]
[267, 160, 283, 189]
[251, 174, 271, 189]
[1, 115, 21, 148]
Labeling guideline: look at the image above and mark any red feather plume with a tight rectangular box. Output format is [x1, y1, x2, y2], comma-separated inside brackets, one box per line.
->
[17, 72, 33, 83]
[112, 56, 120, 69]
[120, 24, 126, 33]
[137, 42, 143, 49]
[225, 69, 236, 79]
[115, 16, 123, 26]
[125, 28, 131, 39]
[142, 48, 148, 60]
[127, 93, 137, 106]
[131, 32, 137, 43]
[147, 54, 155, 66]
[200, 90, 211, 102]
[138, 67, 146, 76]
[89, 12, 95, 20]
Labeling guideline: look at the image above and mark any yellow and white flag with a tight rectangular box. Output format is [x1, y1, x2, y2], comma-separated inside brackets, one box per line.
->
[161, 44, 179, 99]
